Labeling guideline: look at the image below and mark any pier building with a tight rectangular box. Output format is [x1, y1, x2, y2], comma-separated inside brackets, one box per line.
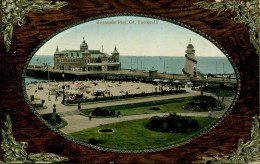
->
[182, 40, 197, 77]
[54, 38, 121, 71]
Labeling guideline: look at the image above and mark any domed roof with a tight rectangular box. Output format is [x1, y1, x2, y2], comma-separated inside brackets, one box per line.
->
[81, 40, 88, 47]
[80, 37, 88, 48]
[187, 39, 194, 48]
[187, 43, 194, 48]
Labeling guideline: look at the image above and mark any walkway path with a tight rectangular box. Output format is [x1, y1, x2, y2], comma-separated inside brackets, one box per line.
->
[61, 96, 233, 134]
[38, 89, 201, 115]
[61, 111, 223, 134]
[35, 87, 234, 134]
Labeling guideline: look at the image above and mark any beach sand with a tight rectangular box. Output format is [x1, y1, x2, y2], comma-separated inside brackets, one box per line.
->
[26, 80, 172, 106]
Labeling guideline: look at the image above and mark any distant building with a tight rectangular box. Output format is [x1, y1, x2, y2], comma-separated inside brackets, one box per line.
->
[149, 67, 158, 77]
[182, 40, 197, 77]
[54, 38, 121, 71]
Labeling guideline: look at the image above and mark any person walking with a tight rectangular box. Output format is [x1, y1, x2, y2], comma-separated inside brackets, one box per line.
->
[117, 111, 121, 118]
[89, 113, 92, 120]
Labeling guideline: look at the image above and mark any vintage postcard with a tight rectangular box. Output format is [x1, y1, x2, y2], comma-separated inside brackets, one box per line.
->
[0, 0, 259, 163]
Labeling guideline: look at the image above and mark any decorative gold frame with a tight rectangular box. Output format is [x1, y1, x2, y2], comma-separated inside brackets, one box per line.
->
[0, 0, 67, 52]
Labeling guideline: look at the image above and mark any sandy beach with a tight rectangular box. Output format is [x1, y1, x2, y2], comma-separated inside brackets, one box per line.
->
[26, 80, 172, 106]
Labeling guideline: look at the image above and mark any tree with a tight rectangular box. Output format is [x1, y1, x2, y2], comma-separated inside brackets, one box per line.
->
[147, 116, 162, 131]
[146, 113, 200, 133]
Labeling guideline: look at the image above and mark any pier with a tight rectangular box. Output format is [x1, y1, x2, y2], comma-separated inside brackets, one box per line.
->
[26, 65, 237, 84]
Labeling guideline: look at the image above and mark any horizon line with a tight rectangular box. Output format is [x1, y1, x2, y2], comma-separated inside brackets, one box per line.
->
[34, 54, 226, 57]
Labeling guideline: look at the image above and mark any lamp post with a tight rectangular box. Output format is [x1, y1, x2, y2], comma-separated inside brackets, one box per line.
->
[62, 72, 65, 104]
[43, 63, 50, 82]
[200, 82, 204, 96]
[53, 104, 56, 113]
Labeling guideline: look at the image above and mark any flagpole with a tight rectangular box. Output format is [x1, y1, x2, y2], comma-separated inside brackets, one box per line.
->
[43, 63, 50, 82]
[48, 66, 50, 82]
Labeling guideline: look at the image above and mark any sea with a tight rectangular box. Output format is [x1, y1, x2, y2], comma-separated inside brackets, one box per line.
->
[26, 55, 235, 83]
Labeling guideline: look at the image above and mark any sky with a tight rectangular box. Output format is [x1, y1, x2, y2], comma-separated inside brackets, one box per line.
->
[35, 16, 225, 57]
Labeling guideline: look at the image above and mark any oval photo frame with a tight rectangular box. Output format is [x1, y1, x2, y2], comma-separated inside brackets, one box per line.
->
[22, 14, 240, 153]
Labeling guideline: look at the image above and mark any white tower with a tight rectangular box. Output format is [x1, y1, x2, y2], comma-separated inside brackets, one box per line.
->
[182, 39, 197, 77]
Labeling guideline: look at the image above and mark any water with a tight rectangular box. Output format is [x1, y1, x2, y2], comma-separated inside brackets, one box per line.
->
[29, 55, 54, 67]
[28, 55, 235, 75]
[25, 77, 48, 83]
[120, 56, 234, 74]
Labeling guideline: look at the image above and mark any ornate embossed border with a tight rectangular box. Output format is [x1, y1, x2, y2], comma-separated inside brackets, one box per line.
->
[0, 0, 68, 52]
[195, 0, 259, 55]
[0, 0, 259, 163]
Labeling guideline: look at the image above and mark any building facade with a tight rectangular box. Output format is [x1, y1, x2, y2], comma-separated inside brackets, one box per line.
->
[54, 38, 121, 71]
[182, 40, 197, 77]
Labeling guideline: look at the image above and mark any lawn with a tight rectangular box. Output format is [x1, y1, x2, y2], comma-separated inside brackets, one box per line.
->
[80, 98, 192, 117]
[69, 117, 217, 150]
[118, 101, 189, 116]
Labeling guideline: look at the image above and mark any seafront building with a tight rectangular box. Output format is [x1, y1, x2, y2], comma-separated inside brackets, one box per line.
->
[54, 38, 121, 71]
[182, 40, 197, 77]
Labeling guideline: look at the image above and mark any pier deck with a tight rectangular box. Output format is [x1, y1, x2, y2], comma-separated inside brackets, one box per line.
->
[26, 65, 237, 84]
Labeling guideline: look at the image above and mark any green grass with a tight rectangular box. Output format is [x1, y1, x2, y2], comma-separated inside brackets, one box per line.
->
[80, 98, 192, 117]
[57, 119, 68, 129]
[69, 117, 217, 150]
[80, 102, 189, 116]
[65, 91, 187, 106]
[118, 101, 189, 116]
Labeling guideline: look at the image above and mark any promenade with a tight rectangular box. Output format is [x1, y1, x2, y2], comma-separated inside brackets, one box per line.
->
[26, 80, 234, 134]
[61, 110, 226, 134]
[38, 89, 200, 115]
[60, 95, 232, 134]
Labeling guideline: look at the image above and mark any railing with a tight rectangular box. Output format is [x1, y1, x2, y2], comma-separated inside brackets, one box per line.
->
[26, 66, 236, 83]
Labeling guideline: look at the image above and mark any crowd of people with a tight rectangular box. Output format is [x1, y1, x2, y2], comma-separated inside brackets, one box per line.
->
[26, 79, 177, 106]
